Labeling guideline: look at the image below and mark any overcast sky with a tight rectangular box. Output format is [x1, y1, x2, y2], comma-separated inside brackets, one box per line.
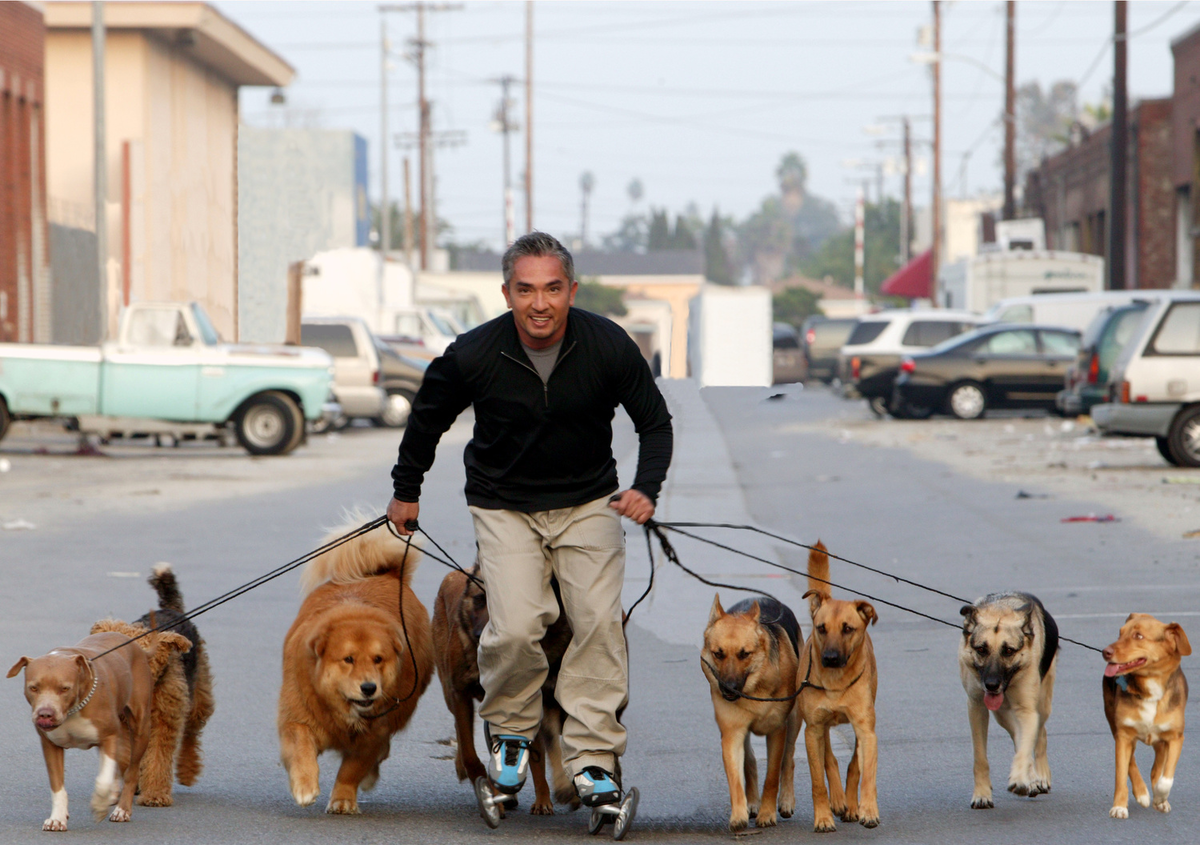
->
[223, 1, 1200, 253]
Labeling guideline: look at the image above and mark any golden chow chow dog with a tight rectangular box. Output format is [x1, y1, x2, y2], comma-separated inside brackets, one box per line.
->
[431, 565, 578, 814]
[959, 591, 1058, 809]
[1102, 613, 1191, 819]
[702, 593, 802, 832]
[798, 540, 879, 832]
[277, 518, 434, 814]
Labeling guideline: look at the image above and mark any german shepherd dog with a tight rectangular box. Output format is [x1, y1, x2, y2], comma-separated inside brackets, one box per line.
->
[430, 565, 577, 814]
[1102, 613, 1191, 818]
[798, 540, 880, 832]
[702, 594, 802, 831]
[959, 591, 1058, 808]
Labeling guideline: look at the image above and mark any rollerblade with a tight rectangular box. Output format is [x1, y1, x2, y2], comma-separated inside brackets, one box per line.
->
[473, 728, 530, 829]
[576, 766, 639, 840]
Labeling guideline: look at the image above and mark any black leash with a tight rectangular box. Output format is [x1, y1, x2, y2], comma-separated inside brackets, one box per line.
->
[645, 520, 1104, 655]
[363, 526, 421, 721]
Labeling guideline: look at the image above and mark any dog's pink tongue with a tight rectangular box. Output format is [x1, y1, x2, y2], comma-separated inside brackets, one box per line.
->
[1104, 663, 1123, 678]
[984, 692, 1004, 711]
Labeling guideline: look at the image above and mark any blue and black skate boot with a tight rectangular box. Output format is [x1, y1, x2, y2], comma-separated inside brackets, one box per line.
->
[485, 725, 531, 795]
[573, 765, 621, 807]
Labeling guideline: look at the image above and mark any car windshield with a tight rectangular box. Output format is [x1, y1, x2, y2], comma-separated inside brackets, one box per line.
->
[190, 303, 220, 345]
[428, 311, 460, 336]
[845, 320, 888, 345]
[925, 328, 985, 355]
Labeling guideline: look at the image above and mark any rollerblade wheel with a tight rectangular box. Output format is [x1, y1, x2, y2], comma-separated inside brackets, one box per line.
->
[588, 807, 607, 835]
[474, 777, 501, 829]
[612, 787, 639, 841]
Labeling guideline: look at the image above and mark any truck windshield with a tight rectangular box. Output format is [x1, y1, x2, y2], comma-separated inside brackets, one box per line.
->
[190, 303, 220, 345]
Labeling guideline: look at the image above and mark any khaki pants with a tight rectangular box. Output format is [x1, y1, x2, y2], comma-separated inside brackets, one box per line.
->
[470, 495, 628, 777]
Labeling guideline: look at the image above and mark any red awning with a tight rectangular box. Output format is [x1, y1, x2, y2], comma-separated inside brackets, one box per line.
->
[880, 249, 932, 299]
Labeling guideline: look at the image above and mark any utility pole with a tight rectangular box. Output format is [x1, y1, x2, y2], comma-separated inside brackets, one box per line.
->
[1108, 0, 1128, 290]
[381, 3, 461, 271]
[854, 184, 865, 307]
[931, 0, 942, 305]
[93, 0, 107, 342]
[579, 171, 594, 248]
[902, 116, 912, 264]
[491, 75, 519, 247]
[524, 1, 534, 234]
[1003, 0, 1016, 220]
[379, 14, 390, 255]
[403, 156, 414, 266]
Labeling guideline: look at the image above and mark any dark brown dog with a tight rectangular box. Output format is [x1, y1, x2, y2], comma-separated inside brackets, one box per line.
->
[431, 565, 577, 814]
[1103, 613, 1191, 818]
[798, 540, 879, 832]
[9, 632, 158, 830]
[702, 594, 802, 831]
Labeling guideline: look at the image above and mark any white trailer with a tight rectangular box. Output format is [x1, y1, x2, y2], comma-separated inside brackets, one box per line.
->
[940, 250, 1104, 313]
[687, 285, 772, 387]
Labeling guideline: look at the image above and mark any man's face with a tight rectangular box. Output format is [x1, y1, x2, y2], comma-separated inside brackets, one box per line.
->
[502, 254, 578, 349]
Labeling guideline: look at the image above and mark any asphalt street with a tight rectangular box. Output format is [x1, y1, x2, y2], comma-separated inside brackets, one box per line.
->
[1, 382, 1198, 843]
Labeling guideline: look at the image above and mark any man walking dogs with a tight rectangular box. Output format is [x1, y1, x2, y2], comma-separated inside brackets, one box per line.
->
[387, 232, 673, 826]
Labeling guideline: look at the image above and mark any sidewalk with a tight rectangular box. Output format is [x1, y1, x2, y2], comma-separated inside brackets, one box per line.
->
[617, 380, 809, 648]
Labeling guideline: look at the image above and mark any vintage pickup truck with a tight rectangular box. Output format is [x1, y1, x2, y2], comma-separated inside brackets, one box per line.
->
[0, 302, 337, 456]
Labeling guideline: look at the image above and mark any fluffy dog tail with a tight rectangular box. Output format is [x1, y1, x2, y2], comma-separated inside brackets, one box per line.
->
[148, 563, 186, 613]
[300, 511, 421, 597]
[807, 540, 831, 606]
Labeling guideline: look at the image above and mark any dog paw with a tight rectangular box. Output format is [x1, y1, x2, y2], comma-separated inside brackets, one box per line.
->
[836, 805, 857, 823]
[530, 799, 554, 816]
[1109, 805, 1129, 819]
[136, 794, 173, 807]
[325, 798, 360, 815]
[779, 798, 795, 819]
[728, 813, 750, 832]
[291, 787, 319, 807]
[1007, 779, 1041, 797]
[755, 808, 778, 828]
[42, 818, 67, 832]
[1154, 798, 1171, 814]
[108, 807, 130, 823]
[970, 796, 994, 810]
[1135, 790, 1151, 808]
[90, 796, 112, 823]
[860, 815, 880, 829]
[813, 814, 837, 833]
[747, 804, 759, 819]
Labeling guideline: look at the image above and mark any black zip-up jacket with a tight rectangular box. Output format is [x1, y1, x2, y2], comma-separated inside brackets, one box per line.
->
[391, 308, 673, 512]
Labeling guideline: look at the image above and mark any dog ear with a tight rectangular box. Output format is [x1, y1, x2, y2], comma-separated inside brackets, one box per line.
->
[748, 600, 761, 622]
[6, 657, 29, 678]
[709, 594, 725, 625]
[309, 630, 329, 660]
[855, 601, 878, 626]
[1167, 623, 1192, 657]
[802, 589, 823, 615]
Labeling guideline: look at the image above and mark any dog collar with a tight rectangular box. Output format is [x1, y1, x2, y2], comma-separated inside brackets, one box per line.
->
[64, 673, 98, 718]
[1114, 675, 1129, 693]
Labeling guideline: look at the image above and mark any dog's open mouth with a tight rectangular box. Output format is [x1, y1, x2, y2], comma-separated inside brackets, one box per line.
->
[721, 690, 740, 702]
[983, 691, 1004, 711]
[1105, 658, 1147, 677]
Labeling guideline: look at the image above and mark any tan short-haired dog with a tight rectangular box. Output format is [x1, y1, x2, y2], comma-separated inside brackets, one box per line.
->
[798, 541, 880, 832]
[702, 593, 802, 832]
[1102, 613, 1191, 819]
[8, 632, 157, 830]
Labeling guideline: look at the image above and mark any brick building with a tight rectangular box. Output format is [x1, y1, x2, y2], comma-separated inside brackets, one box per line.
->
[1171, 23, 1200, 286]
[1025, 98, 1175, 289]
[0, 2, 51, 343]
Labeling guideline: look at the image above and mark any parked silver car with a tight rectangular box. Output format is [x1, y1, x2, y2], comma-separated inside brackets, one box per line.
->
[300, 317, 386, 427]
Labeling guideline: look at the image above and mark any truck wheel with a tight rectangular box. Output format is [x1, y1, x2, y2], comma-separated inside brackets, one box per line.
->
[0, 396, 9, 441]
[235, 392, 299, 456]
[1167, 406, 1200, 468]
[375, 389, 416, 428]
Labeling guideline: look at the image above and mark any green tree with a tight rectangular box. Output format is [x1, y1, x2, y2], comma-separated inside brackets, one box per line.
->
[573, 279, 627, 317]
[647, 208, 671, 250]
[800, 198, 902, 296]
[601, 214, 648, 253]
[670, 214, 697, 249]
[772, 287, 823, 329]
[704, 208, 733, 285]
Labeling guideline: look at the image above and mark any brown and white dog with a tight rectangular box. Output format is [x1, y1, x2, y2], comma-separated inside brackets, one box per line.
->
[798, 540, 880, 832]
[1102, 613, 1191, 819]
[8, 631, 164, 830]
[702, 593, 802, 832]
[430, 565, 577, 814]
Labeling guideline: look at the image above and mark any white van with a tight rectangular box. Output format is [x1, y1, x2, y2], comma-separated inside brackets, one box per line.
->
[984, 291, 1166, 333]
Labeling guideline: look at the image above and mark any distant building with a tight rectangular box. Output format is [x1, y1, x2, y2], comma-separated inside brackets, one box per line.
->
[238, 127, 369, 343]
[43, 1, 293, 342]
[0, 2, 50, 343]
[1025, 98, 1174, 289]
[1172, 23, 1200, 286]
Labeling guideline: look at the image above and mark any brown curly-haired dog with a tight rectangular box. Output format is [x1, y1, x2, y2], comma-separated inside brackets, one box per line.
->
[92, 564, 216, 807]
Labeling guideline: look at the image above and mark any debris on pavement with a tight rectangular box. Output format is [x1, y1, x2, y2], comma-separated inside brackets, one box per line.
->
[1016, 490, 1050, 499]
[2, 518, 36, 530]
[0, 458, 10, 472]
[1060, 514, 1119, 523]
[1183, 529, 1200, 539]
[1162, 476, 1200, 485]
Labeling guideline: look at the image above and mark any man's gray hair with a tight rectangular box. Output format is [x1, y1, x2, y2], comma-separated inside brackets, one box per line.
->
[501, 231, 576, 286]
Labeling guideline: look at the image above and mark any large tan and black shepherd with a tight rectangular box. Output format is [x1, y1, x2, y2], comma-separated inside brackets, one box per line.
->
[278, 519, 434, 815]
[798, 540, 880, 832]
[702, 593, 802, 832]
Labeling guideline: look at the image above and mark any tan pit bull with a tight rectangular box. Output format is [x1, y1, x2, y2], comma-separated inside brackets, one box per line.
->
[9, 631, 157, 831]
